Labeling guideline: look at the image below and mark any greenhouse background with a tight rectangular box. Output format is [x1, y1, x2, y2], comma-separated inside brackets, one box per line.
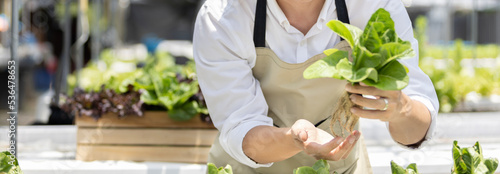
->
[0, 0, 499, 173]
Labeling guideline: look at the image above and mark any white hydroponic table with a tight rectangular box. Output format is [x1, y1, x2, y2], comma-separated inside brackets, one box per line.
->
[1, 112, 500, 174]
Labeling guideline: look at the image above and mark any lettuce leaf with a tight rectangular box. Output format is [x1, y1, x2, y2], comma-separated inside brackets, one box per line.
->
[391, 161, 419, 174]
[304, 8, 414, 91]
[0, 151, 23, 174]
[207, 163, 233, 174]
[294, 159, 333, 174]
[452, 141, 499, 174]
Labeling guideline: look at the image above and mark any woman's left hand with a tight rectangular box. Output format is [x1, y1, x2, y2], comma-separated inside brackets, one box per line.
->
[345, 83, 412, 123]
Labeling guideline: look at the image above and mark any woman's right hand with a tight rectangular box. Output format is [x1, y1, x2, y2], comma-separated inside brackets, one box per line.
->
[289, 119, 360, 161]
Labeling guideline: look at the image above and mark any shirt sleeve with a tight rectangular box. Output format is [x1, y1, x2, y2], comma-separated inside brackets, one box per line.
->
[193, 0, 274, 168]
[383, 0, 440, 148]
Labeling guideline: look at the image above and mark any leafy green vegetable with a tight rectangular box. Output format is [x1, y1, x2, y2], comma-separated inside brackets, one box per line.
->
[305, 8, 415, 137]
[67, 50, 208, 121]
[208, 141, 498, 174]
[391, 141, 498, 174]
[0, 151, 23, 174]
[303, 49, 348, 80]
[139, 60, 200, 121]
[207, 163, 233, 174]
[293, 159, 337, 174]
[452, 141, 498, 174]
[168, 101, 201, 121]
[391, 161, 419, 174]
[304, 8, 414, 91]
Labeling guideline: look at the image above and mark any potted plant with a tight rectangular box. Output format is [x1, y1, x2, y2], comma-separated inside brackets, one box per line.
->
[62, 49, 216, 163]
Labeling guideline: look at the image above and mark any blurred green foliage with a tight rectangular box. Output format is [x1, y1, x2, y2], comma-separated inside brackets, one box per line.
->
[425, 44, 500, 60]
[420, 42, 500, 112]
[415, 16, 500, 112]
[67, 49, 207, 121]
[55, 1, 109, 32]
[414, 16, 427, 62]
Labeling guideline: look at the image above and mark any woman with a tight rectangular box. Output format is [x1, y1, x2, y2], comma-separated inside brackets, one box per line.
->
[193, 0, 439, 173]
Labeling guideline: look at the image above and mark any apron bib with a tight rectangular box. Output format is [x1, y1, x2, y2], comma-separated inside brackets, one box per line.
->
[207, 0, 372, 173]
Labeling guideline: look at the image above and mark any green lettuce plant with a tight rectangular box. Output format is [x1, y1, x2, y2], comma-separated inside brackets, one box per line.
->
[391, 161, 419, 174]
[452, 141, 498, 174]
[0, 151, 23, 174]
[207, 141, 497, 174]
[303, 8, 415, 137]
[207, 163, 233, 174]
[390, 141, 498, 174]
[293, 159, 338, 174]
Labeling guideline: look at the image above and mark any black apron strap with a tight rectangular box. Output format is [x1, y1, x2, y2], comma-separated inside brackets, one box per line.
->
[253, 0, 267, 47]
[335, 0, 350, 41]
[253, 0, 350, 45]
[335, 0, 350, 24]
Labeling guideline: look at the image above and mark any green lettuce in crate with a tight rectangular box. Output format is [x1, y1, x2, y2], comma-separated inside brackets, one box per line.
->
[65, 50, 207, 121]
[303, 8, 415, 137]
[134, 57, 204, 121]
[0, 151, 23, 174]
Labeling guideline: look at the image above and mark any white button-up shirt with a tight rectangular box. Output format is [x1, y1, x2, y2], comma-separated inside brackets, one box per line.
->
[193, 0, 439, 168]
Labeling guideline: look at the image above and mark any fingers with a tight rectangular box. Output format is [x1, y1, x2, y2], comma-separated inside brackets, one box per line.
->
[291, 119, 317, 148]
[339, 131, 360, 159]
[351, 107, 391, 122]
[346, 83, 407, 122]
[299, 130, 308, 142]
[345, 83, 396, 98]
[302, 130, 341, 158]
[345, 83, 384, 97]
[321, 136, 345, 153]
[329, 131, 360, 160]
[350, 94, 388, 110]
[291, 119, 316, 141]
[320, 131, 360, 161]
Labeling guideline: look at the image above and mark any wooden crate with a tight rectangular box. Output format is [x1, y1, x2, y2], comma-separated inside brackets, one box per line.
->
[76, 111, 218, 163]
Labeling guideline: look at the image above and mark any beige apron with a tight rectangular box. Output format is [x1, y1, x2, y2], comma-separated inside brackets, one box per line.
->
[207, 41, 373, 174]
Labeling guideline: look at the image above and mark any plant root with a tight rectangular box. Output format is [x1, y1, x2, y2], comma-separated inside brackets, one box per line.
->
[329, 91, 359, 138]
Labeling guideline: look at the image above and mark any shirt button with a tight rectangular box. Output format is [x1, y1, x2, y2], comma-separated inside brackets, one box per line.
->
[300, 41, 305, 46]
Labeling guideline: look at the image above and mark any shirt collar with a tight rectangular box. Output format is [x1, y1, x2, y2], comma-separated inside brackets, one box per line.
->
[317, 0, 333, 29]
[267, 0, 335, 31]
[267, 0, 289, 29]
